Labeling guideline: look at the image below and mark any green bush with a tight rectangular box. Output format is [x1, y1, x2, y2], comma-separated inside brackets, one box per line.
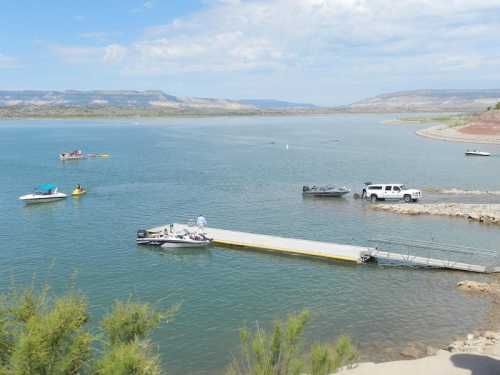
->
[0, 286, 176, 375]
[226, 310, 358, 375]
[495, 102, 500, 110]
[95, 341, 161, 375]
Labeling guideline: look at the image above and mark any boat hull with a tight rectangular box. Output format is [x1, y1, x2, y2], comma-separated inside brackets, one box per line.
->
[160, 241, 211, 249]
[137, 237, 211, 247]
[465, 152, 490, 157]
[303, 191, 350, 197]
[19, 194, 67, 204]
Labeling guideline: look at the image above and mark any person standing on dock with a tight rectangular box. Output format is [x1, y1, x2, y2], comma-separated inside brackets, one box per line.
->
[196, 215, 207, 229]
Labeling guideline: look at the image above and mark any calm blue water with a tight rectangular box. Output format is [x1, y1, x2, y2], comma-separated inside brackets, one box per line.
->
[1, 115, 500, 374]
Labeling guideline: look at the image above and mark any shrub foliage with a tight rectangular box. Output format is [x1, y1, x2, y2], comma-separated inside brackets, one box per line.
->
[226, 310, 358, 375]
[0, 286, 176, 375]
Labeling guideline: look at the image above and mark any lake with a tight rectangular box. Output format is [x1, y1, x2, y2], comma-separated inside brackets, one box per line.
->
[1, 114, 500, 374]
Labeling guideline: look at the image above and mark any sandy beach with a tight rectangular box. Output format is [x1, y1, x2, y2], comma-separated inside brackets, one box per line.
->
[343, 350, 500, 375]
[417, 124, 500, 144]
[416, 110, 500, 144]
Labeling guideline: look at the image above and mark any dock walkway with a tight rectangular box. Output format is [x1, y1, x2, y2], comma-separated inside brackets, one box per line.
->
[148, 224, 499, 273]
[151, 223, 372, 263]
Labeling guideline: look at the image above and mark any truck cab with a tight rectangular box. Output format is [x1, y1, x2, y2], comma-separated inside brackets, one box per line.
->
[363, 184, 422, 203]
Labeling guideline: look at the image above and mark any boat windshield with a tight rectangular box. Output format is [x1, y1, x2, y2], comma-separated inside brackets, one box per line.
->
[35, 183, 56, 195]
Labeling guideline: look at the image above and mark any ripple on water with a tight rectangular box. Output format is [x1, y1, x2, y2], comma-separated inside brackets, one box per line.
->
[0, 116, 499, 375]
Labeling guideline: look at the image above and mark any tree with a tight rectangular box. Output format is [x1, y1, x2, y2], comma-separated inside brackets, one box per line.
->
[226, 310, 358, 375]
[0, 285, 176, 375]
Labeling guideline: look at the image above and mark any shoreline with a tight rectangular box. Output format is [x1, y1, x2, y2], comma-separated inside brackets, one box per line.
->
[416, 124, 500, 145]
[370, 203, 500, 226]
[345, 280, 500, 374]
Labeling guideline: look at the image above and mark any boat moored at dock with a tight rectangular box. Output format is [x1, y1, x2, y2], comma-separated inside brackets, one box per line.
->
[137, 227, 212, 248]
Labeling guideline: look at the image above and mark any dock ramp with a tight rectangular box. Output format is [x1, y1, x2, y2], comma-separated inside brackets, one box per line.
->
[147, 225, 499, 273]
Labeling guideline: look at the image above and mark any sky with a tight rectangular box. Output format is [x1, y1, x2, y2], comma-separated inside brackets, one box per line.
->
[1, 0, 500, 105]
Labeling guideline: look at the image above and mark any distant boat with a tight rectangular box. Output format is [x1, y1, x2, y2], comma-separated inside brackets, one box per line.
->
[60, 150, 85, 161]
[19, 184, 67, 204]
[465, 150, 491, 157]
[302, 185, 351, 197]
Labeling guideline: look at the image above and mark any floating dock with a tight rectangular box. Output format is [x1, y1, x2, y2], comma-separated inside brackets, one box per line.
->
[150, 223, 372, 263]
[147, 224, 499, 273]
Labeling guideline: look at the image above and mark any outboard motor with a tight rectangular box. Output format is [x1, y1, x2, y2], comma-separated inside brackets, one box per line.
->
[302, 185, 310, 192]
[137, 229, 148, 239]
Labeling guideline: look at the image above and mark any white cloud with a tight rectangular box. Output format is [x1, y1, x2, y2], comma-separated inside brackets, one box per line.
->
[103, 44, 127, 63]
[121, 0, 500, 75]
[0, 54, 16, 69]
[51, 45, 103, 63]
[52, 44, 127, 64]
[52, 0, 500, 102]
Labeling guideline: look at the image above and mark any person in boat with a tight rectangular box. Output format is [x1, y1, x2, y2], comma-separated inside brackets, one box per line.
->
[73, 184, 85, 194]
[196, 215, 207, 229]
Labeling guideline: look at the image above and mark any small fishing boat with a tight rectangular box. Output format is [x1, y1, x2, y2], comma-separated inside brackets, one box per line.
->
[98, 153, 110, 158]
[302, 185, 351, 197]
[160, 233, 212, 249]
[60, 150, 85, 161]
[465, 150, 491, 157]
[19, 184, 67, 204]
[137, 228, 212, 248]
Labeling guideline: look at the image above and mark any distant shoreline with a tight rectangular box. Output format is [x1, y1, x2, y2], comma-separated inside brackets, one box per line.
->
[383, 113, 500, 145]
[0, 107, 473, 120]
[416, 124, 500, 145]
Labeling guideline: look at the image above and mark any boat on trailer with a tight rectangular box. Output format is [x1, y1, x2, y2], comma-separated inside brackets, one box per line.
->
[465, 150, 491, 157]
[302, 185, 351, 197]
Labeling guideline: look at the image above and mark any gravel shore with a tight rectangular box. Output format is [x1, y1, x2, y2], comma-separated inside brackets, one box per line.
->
[370, 203, 500, 226]
[343, 280, 500, 375]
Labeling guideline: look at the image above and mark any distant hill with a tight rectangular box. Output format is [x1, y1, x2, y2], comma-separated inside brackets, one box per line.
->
[349, 89, 500, 112]
[0, 90, 315, 111]
[237, 99, 316, 109]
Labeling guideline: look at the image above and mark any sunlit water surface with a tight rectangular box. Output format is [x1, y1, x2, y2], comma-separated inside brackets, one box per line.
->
[1, 115, 500, 374]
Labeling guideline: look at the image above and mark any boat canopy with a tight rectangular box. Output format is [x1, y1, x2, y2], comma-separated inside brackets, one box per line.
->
[36, 183, 56, 192]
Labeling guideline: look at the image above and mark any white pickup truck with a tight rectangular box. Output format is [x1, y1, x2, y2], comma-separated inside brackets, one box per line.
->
[362, 184, 422, 203]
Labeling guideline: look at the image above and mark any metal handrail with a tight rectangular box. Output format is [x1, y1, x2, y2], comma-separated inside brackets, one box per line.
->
[369, 237, 497, 257]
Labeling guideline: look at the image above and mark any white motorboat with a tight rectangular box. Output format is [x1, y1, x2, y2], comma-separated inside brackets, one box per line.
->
[60, 150, 85, 161]
[465, 150, 491, 157]
[19, 184, 67, 204]
[160, 235, 212, 249]
[137, 228, 212, 248]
